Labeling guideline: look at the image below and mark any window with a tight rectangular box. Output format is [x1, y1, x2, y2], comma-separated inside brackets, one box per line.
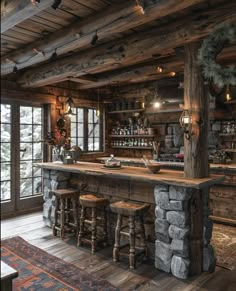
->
[70, 107, 102, 152]
[19, 106, 43, 197]
[0, 104, 11, 201]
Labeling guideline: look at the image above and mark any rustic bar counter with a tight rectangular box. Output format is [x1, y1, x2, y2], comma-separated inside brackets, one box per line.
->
[37, 161, 224, 279]
[97, 157, 236, 225]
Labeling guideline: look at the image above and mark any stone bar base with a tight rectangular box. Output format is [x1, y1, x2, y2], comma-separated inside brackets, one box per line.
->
[43, 169, 71, 227]
[154, 184, 216, 279]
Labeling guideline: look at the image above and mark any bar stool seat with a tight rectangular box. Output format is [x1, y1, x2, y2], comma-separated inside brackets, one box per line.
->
[110, 200, 150, 269]
[78, 194, 109, 254]
[52, 189, 79, 239]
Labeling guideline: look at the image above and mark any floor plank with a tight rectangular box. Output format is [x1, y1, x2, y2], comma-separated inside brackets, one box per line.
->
[1, 211, 236, 291]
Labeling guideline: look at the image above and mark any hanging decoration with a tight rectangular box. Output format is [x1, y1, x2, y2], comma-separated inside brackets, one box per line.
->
[198, 23, 236, 88]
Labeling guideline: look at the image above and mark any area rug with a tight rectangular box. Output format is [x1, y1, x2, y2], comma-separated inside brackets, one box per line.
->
[211, 223, 236, 270]
[1, 236, 118, 291]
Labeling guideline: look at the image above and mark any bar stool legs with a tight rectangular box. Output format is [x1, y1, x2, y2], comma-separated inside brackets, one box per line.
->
[129, 216, 136, 269]
[77, 206, 86, 247]
[113, 214, 122, 262]
[91, 207, 97, 254]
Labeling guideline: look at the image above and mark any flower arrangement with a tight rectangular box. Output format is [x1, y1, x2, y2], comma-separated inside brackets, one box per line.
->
[45, 126, 70, 161]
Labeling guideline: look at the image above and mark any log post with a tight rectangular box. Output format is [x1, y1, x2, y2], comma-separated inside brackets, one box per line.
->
[184, 42, 210, 276]
[184, 42, 209, 179]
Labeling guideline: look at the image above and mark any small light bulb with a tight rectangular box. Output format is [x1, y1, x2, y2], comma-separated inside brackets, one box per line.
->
[226, 92, 231, 101]
[170, 71, 176, 77]
[156, 66, 163, 73]
[154, 101, 161, 108]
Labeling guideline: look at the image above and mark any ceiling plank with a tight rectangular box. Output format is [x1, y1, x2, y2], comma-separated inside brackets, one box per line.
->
[1, 0, 56, 33]
[1, 0, 207, 75]
[17, 2, 236, 88]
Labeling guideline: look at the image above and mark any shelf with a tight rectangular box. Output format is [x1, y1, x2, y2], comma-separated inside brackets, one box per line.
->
[219, 133, 236, 136]
[110, 135, 155, 138]
[108, 109, 144, 114]
[223, 149, 236, 153]
[112, 146, 153, 150]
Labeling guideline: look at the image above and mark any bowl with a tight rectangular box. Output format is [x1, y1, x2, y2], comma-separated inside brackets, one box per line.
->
[145, 163, 163, 173]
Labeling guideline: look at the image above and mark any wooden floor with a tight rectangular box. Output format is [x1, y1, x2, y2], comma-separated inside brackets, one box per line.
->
[1, 212, 236, 291]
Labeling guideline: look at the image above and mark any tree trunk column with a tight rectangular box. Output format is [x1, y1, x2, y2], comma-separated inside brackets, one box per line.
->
[184, 42, 209, 179]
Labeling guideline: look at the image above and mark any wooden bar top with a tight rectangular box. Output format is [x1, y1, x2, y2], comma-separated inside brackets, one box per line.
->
[97, 157, 236, 170]
[36, 161, 224, 189]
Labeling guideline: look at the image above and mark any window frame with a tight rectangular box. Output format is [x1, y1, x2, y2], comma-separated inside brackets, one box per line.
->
[70, 107, 103, 152]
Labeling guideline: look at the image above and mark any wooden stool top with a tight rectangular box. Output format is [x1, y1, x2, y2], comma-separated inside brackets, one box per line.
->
[51, 189, 79, 198]
[110, 201, 150, 216]
[80, 194, 109, 207]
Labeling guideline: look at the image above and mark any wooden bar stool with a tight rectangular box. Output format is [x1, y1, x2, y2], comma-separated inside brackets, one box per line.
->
[110, 201, 150, 269]
[77, 194, 109, 254]
[52, 189, 79, 239]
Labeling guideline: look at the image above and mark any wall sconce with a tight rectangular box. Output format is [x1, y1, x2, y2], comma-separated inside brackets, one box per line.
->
[179, 109, 192, 140]
[65, 96, 76, 118]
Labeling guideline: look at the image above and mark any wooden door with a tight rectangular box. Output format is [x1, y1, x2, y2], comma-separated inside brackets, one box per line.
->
[1, 104, 44, 216]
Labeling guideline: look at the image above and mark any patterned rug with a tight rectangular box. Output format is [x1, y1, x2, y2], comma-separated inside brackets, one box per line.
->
[1, 236, 118, 291]
[211, 223, 236, 270]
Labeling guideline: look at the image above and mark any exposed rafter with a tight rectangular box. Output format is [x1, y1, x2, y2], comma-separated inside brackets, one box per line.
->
[1, 0, 56, 33]
[17, 2, 236, 88]
[1, 0, 207, 75]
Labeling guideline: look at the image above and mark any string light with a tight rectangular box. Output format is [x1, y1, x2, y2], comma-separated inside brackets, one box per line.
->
[52, 0, 61, 10]
[13, 64, 18, 73]
[170, 71, 176, 77]
[91, 31, 98, 46]
[31, 0, 40, 6]
[136, 0, 145, 14]
[96, 89, 100, 117]
[156, 66, 163, 73]
[49, 49, 58, 62]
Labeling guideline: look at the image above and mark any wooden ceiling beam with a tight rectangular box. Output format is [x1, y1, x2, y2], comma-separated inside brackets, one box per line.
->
[77, 45, 236, 89]
[1, 0, 207, 75]
[77, 57, 183, 89]
[1, 0, 56, 33]
[17, 1, 236, 88]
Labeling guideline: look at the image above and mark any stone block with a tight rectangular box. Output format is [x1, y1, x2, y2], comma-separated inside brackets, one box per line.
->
[154, 185, 169, 204]
[169, 186, 192, 201]
[155, 218, 169, 235]
[171, 239, 189, 257]
[203, 245, 216, 272]
[171, 255, 190, 279]
[155, 256, 171, 273]
[50, 180, 58, 190]
[203, 218, 213, 246]
[57, 181, 68, 189]
[156, 191, 169, 209]
[167, 211, 189, 228]
[156, 232, 171, 244]
[50, 171, 71, 182]
[43, 170, 50, 179]
[168, 225, 190, 240]
[43, 201, 53, 227]
[155, 240, 173, 262]
[155, 206, 166, 219]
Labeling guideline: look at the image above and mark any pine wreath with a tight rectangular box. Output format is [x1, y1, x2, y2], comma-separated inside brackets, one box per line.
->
[198, 23, 236, 88]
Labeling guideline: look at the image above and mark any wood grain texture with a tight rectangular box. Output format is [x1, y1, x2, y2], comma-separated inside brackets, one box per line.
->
[17, 2, 236, 87]
[1, 0, 55, 33]
[184, 42, 209, 178]
[1, 0, 207, 75]
[1, 212, 236, 290]
[36, 161, 224, 189]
